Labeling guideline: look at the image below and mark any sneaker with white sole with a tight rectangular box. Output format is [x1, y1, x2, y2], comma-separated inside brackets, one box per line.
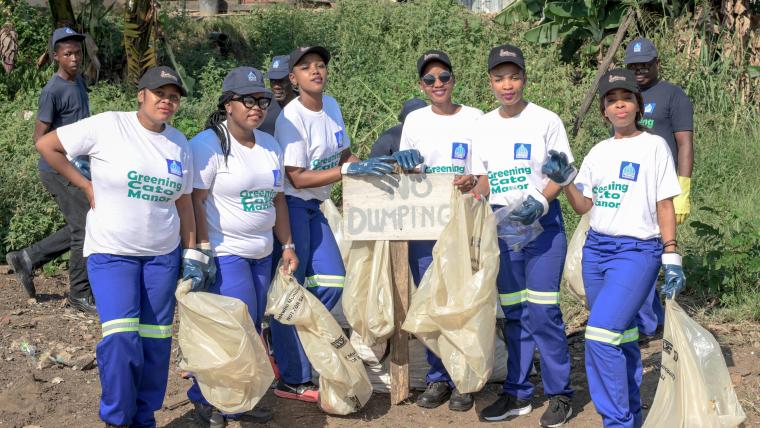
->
[540, 395, 573, 427]
[480, 394, 532, 422]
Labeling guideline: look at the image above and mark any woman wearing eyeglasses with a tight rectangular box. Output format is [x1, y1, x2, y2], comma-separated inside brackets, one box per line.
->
[186, 67, 298, 427]
[396, 49, 483, 412]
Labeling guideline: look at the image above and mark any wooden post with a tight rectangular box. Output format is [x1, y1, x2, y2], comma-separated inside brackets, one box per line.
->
[389, 240, 410, 405]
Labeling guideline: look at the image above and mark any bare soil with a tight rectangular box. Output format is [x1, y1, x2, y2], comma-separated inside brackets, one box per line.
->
[1, 268, 758, 428]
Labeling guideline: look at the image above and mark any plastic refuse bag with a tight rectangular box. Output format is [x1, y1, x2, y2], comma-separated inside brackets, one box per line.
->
[175, 279, 273, 414]
[643, 299, 746, 428]
[321, 199, 350, 265]
[265, 265, 372, 415]
[402, 189, 500, 393]
[562, 214, 590, 304]
[493, 192, 543, 252]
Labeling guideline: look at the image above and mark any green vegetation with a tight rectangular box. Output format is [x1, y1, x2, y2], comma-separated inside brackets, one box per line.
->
[0, 0, 757, 319]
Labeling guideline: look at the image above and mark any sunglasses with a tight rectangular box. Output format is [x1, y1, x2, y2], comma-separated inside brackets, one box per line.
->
[232, 95, 272, 109]
[421, 70, 452, 86]
[626, 60, 655, 74]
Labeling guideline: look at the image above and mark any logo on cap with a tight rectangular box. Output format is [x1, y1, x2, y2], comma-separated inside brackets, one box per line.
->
[451, 142, 468, 160]
[609, 74, 626, 83]
[167, 159, 183, 177]
[64, 27, 75, 34]
[160, 70, 178, 82]
[248, 71, 256, 82]
[272, 60, 279, 68]
[634, 42, 642, 53]
[619, 161, 640, 181]
[514, 143, 531, 160]
[424, 53, 439, 61]
[499, 49, 517, 58]
[644, 103, 656, 114]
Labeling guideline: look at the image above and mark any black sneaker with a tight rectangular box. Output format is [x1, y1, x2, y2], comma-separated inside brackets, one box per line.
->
[193, 401, 226, 428]
[449, 388, 474, 411]
[67, 294, 98, 315]
[481, 394, 532, 422]
[416, 381, 451, 408]
[239, 404, 273, 423]
[6, 250, 35, 298]
[274, 380, 319, 403]
[540, 395, 572, 427]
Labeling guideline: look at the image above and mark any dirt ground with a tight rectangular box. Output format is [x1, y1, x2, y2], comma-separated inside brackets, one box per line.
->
[1, 268, 758, 428]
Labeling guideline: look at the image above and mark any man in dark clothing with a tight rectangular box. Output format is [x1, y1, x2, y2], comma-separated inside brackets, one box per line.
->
[624, 38, 694, 337]
[5, 27, 95, 314]
[259, 54, 297, 136]
[369, 97, 427, 157]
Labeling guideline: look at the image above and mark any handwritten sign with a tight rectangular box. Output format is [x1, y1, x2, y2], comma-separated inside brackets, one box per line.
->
[342, 173, 455, 240]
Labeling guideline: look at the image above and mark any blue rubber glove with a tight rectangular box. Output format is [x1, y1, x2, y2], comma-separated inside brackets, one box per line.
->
[508, 190, 549, 226]
[182, 248, 209, 292]
[341, 156, 395, 177]
[541, 150, 577, 186]
[196, 243, 216, 289]
[661, 253, 686, 299]
[71, 157, 91, 181]
[392, 149, 424, 170]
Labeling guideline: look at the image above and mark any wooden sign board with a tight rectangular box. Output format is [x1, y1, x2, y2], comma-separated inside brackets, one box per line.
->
[342, 173, 455, 241]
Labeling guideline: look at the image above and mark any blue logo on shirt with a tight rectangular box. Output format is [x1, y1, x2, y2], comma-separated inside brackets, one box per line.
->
[335, 129, 345, 148]
[167, 159, 183, 177]
[514, 143, 531, 160]
[272, 169, 281, 186]
[644, 103, 656, 115]
[451, 142, 468, 160]
[619, 162, 640, 182]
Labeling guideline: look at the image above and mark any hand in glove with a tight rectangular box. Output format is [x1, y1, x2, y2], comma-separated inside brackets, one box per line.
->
[196, 242, 216, 289]
[341, 156, 395, 177]
[660, 253, 686, 299]
[541, 150, 577, 186]
[182, 248, 209, 292]
[392, 149, 424, 170]
[508, 190, 549, 225]
[673, 176, 691, 225]
[72, 158, 91, 181]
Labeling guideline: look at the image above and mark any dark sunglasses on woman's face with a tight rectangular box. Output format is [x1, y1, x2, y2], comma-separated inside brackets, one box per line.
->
[421, 70, 452, 86]
[232, 95, 272, 109]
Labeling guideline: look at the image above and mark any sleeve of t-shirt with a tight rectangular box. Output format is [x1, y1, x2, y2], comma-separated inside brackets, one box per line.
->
[56, 112, 109, 157]
[469, 125, 487, 176]
[182, 143, 193, 195]
[546, 114, 574, 163]
[574, 155, 594, 199]
[190, 132, 218, 190]
[399, 120, 414, 151]
[670, 86, 694, 133]
[275, 113, 309, 169]
[655, 139, 681, 201]
[36, 88, 56, 124]
[333, 103, 351, 149]
[276, 148, 285, 192]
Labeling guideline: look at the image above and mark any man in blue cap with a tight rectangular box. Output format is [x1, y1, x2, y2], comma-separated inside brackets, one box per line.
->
[5, 27, 95, 314]
[624, 38, 694, 338]
[259, 54, 297, 135]
[369, 97, 427, 157]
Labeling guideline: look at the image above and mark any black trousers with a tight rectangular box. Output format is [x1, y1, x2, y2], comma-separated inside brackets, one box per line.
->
[24, 170, 91, 298]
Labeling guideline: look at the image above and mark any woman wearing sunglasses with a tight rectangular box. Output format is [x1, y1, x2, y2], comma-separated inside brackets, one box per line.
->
[396, 49, 483, 412]
[186, 66, 297, 426]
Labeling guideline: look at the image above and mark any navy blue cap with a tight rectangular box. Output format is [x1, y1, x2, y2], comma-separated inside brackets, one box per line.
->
[598, 68, 640, 97]
[417, 50, 452, 77]
[222, 67, 271, 96]
[289, 46, 330, 71]
[138, 66, 187, 96]
[398, 98, 427, 123]
[624, 38, 658, 64]
[488, 43, 525, 71]
[268, 55, 290, 80]
[50, 27, 85, 50]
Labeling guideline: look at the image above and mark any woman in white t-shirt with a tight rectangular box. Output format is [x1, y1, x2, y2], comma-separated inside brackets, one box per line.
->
[186, 67, 297, 426]
[272, 46, 399, 403]
[35, 66, 206, 428]
[544, 68, 685, 428]
[472, 44, 574, 427]
[397, 49, 483, 412]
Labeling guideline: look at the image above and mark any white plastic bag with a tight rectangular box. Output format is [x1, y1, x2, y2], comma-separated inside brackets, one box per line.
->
[493, 193, 543, 252]
[402, 189, 500, 393]
[562, 214, 590, 304]
[644, 299, 746, 428]
[265, 266, 372, 415]
[175, 279, 273, 414]
[321, 199, 350, 265]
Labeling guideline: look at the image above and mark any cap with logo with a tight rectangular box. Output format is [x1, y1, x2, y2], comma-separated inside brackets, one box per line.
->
[416, 50, 452, 78]
[50, 27, 85, 50]
[222, 67, 272, 96]
[597, 68, 640, 97]
[487, 43, 525, 72]
[289, 46, 330, 71]
[268, 55, 290, 80]
[624, 38, 658, 64]
[138, 65, 188, 96]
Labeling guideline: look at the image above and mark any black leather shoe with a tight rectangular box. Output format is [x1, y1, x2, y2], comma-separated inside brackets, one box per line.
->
[6, 250, 35, 298]
[193, 401, 226, 428]
[449, 388, 474, 411]
[416, 381, 451, 408]
[68, 295, 97, 315]
[239, 404, 273, 423]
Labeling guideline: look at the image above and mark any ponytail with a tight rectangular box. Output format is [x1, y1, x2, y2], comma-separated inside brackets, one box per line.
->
[204, 91, 236, 165]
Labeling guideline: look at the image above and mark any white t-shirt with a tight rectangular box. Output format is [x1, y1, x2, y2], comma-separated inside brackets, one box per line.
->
[471, 103, 574, 207]
[399, 105, 483, 174]
[574, 132, 681, 240]
[57, 111, 192, 257]
[275, 94, 349, 201]
[191, 125, 284, 259]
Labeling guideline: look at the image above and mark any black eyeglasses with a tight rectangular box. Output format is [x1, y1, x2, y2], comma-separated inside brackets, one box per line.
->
[232, 95, 272, 109]
[626, 60, 655, 74]
[421, 70, 452, 86]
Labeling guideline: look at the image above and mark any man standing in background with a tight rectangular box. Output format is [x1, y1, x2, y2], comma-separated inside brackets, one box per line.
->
[259, 54, 297, 135]
[5, 27, 95, 314]
[370, 97, 427, 157]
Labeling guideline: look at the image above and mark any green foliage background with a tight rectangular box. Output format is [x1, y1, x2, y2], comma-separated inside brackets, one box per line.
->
[1, 0, 758, 319]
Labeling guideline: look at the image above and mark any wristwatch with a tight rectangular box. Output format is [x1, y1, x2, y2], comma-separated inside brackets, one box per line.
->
[282, 243, 296, 251]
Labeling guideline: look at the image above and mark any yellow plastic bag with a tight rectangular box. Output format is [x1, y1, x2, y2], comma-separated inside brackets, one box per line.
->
[562, 214, 590, 304]
[265, 266, 372, 415]
[321, 199, 350, 265]
[401, 189, 500, 393]
[643, 299, 746, 428]
[175, 279, 274, 414]
[342, 240, 394, 346]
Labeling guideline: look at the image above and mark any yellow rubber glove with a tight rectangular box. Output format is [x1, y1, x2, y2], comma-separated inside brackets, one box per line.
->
[674, 176, 691, 225]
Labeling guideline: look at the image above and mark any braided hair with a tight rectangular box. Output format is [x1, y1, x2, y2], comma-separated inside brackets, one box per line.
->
[204, 91, 236, 165]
